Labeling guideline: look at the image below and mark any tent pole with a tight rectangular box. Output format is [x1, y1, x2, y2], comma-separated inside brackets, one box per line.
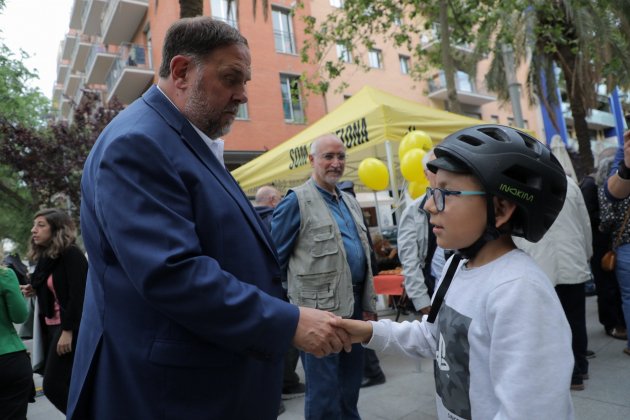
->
[384, 140, 401, 224]
[372, 191, 383, 236]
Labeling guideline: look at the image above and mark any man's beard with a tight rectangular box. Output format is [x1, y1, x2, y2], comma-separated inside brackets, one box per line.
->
[184, 81, 234, 139]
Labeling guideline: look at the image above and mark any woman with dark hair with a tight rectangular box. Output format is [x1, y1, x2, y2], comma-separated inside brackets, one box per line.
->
[0, 247, 32, 419]
[20, 208, 87, 414]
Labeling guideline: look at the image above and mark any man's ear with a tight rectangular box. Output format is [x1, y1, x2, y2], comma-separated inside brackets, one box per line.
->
[170, 55, 194, 89]
[494, 196, 517, 229]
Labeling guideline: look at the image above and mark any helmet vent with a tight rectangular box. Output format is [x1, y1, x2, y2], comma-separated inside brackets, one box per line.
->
[458, 135, 483, 146]
[478, 127, 508, 142]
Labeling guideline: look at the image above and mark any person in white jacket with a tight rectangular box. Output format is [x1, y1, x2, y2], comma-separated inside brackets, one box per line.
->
[336, 125, 575, 420]
[514, 175, 593, 390]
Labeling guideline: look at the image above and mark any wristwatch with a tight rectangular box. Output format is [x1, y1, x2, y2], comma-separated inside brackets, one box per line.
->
[618, 162, 630, 180]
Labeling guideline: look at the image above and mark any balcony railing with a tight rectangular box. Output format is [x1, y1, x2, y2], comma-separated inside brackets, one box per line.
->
[85, 44, 117, 85]
[105, 43, 154, 105]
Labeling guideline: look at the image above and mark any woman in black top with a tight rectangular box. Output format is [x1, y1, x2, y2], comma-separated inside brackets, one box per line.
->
[21, 208, 87, 414]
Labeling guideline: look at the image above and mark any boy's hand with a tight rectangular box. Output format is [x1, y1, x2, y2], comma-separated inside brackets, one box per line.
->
[331, 318, 374, 344]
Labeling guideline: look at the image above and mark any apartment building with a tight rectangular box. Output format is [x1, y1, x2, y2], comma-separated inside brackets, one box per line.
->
[52, 0, 619, 170]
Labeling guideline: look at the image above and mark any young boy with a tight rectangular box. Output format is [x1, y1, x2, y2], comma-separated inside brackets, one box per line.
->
[338, 125, 575, 419]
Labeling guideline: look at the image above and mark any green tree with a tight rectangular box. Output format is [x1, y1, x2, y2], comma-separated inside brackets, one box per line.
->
[299, 0, 630, 175]
[299, 0, 485, 112]
[482, 0, 630, 174]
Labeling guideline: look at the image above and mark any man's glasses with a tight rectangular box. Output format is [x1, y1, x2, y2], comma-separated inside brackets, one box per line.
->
[426, 187, 486, 212]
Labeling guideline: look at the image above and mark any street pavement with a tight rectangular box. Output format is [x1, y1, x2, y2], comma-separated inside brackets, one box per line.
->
[27, 295, 630, 419]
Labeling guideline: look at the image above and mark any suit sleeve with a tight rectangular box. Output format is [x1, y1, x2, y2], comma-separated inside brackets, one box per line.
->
[92, 132, 298, 357]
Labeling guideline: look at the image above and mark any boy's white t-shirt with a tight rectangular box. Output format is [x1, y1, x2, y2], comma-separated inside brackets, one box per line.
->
[368, 249, 575, 420]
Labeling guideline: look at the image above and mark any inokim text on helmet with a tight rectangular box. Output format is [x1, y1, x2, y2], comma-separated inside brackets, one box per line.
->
[427, 124, 567, 258]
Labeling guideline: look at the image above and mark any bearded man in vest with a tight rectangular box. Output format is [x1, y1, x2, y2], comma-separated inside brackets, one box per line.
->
[272, 133, 377, 420]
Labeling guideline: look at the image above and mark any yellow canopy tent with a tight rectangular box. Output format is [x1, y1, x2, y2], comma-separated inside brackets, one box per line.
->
[232, 86, 487, 196]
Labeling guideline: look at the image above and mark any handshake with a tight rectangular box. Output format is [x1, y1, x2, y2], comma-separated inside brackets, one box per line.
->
[292, 307, 375, 357]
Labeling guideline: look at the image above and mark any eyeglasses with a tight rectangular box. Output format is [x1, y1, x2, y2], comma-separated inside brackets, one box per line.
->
[319, 152, 346, 161]
[426, 187, 486, 212]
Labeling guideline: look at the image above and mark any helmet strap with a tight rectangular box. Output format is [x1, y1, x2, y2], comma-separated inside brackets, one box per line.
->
[456, 195, 501, 260]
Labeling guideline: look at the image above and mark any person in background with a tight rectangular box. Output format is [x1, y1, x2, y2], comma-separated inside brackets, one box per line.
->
[20, 208, 87, 414]
[515, 175, 593, 390]
[581, 156, 626, 340]
[599, 169, 630, 356]
[397, 150, 439, 316]
[0, 247, 32, 420]
[254, 185, 283, 230]
[70, 17, 349, 420]
[272, 134, 377, 420]
[338, 125, 574, 419]
[254, 185, 306, 416]
[337, 180, 387, 389]
[605, 130, 630, 200]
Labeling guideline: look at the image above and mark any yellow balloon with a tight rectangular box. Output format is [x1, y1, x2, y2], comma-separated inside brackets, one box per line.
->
[400, 148, 426, 182]
[358, 158, 389, 190]
[399, 130, 433, 159]
[408, 178, 430, 199]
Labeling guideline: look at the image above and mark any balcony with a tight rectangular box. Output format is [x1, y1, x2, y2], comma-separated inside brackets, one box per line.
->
[59, 98, 73, 121]
[562, 103, 616, 129]
[71, 36, 92, 73]
[56, 63, 70, 85]
[81, 0, 107, 36]
[105, 43, 154, 105]
[69, 0, 85, 30]
[61, 34, 77, 61]
[102, 0, 149, 46]
[85, 44, 117, 85]
[74, 87, 103, 110]
[419, 28, 474, 55]
[64, 74, 84, 99]
[428, 71, 496, 106]
[52, 85, 64, 109]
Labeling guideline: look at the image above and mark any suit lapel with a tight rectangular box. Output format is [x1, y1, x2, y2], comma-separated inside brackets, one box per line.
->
[142, 86, 278, 262]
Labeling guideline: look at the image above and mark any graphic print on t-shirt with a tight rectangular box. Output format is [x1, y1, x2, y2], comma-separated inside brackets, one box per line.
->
[434, 304, 472, 419]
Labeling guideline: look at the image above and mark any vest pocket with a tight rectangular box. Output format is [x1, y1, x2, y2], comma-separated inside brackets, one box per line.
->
[310, 225, 338, 257]
[295, 271, 339, 311]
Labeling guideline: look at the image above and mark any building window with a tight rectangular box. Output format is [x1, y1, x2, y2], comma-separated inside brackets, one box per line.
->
[336, 43, 352, 63]
[272, 7, 296, 54]
[330, 0, 344, 7]
[280, 74, 304, 123]
[368, 49, 383, 69]
[210, 0, 237, 28]
[399, 55, 410, 75]
[236, 103, 248, 120]
[490, 115, 499, 124]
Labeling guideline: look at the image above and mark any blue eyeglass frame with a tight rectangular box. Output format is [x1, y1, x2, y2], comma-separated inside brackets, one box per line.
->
[426, 187, 486, 212]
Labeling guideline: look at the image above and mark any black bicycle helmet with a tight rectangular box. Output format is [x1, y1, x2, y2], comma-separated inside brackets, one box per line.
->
[428, 124, 567, 246]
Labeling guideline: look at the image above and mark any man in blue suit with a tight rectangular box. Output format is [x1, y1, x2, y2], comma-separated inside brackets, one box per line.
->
[68, 17, 349, 419]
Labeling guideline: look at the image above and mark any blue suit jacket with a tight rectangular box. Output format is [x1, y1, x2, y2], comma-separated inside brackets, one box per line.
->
[68, 86, 299, 419]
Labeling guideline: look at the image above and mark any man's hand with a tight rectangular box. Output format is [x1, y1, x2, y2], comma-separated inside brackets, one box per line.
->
[293, 307, 352, 357]
[418, 305, 431, 316]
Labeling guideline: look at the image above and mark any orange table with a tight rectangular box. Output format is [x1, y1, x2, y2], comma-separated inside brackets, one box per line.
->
[373, 274, 404, 296]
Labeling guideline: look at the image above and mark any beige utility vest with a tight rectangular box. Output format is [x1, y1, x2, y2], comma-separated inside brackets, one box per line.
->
[287, 179, 376, 317]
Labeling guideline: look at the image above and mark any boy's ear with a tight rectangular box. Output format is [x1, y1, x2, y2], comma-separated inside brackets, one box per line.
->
[493, 197, 517, 229]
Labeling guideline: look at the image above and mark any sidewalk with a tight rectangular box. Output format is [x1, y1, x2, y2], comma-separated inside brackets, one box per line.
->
[27, 295, 630, 419]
